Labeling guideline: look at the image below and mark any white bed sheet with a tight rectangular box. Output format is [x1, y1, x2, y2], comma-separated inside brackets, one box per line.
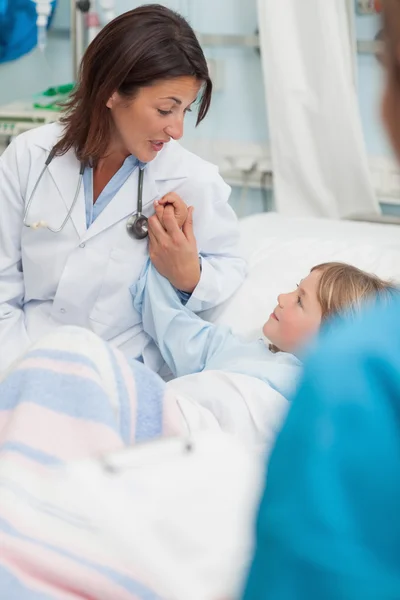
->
[239, 213, 400, 257]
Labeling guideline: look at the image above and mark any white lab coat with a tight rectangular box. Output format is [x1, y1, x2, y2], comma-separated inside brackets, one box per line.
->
[0, 123, 246, 373]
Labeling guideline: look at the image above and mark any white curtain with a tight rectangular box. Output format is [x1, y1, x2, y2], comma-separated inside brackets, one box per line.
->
[257, 0, 380, 218]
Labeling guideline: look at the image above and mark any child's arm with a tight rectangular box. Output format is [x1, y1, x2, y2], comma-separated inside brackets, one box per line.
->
[132, 259, 244, 378]
[133, 259, 239, 377]
[155, 192, 188, 229]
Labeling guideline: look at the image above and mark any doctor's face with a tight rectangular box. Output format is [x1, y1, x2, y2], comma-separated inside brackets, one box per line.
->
[106, 76, 201, 162]
[263, 270, 322, 354]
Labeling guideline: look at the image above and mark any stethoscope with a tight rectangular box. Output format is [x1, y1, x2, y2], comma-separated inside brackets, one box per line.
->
[23, 148, 149, 240]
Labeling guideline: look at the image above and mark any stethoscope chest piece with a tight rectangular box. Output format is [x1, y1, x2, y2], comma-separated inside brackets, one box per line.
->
[126, 214, 149, 240]
[125, 166, 148, 240]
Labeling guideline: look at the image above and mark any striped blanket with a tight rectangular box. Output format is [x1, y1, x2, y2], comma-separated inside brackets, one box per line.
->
[0, 326, 188, 599]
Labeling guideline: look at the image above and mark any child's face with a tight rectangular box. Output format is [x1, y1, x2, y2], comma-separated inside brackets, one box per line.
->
[263, 270, 323, 354]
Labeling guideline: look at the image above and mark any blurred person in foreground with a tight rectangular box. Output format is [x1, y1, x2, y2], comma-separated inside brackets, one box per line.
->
[243, 1, 400, 598]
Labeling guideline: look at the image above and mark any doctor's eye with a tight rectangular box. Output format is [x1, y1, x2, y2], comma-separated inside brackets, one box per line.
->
[158, 109, 172, 116]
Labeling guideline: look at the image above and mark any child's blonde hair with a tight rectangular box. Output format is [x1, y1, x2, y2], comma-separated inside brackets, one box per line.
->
[270, 262, 396, 353]
[311, 262, 395, 321]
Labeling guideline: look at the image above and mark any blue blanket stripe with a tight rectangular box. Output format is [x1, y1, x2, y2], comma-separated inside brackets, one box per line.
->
[0, 370, 119, 432]
[129, 359, 164, 442]
[24, 348, 101, 374]
[106, 345, 131, 444]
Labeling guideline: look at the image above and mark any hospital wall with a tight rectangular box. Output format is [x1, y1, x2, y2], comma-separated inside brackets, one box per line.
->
[0, 0, 396, 216]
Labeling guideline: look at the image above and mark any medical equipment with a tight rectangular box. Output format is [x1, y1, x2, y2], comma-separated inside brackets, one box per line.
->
[86, 7, 101, 44]
[126, 168, 149, 240]
[71, 0, 90, 80]
[23, 148, 149, 239]
[23, 148, 84, 232]
[99, 0, 115, 24]
[33, 84, 74, 111]
[32, 0, 53, 51]
[85, 0, 116, 45]
[71, 0, 116, 80]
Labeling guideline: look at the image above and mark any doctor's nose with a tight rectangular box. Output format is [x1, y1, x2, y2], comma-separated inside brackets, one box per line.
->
[165, 116, 184, 140]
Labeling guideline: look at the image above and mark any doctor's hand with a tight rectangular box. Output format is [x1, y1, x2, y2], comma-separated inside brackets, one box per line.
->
[148, 206, 201, 294]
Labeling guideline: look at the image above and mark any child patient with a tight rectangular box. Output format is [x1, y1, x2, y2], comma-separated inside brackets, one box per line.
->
[134, 199, 394, 402]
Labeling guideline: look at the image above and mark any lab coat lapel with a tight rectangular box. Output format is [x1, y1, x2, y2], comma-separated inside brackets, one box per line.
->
[47, 149, 87, 239]
[81, 166, 159, 242]
[81, 140, 189, 241]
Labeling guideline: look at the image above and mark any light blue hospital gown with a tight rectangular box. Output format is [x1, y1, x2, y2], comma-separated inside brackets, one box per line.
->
[132, 261, 302, 401]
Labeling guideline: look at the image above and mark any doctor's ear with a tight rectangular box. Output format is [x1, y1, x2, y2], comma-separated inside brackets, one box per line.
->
[106, 93, 119, 109]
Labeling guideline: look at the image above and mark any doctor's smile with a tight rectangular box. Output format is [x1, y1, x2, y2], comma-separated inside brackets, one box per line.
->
[150, 141, 166, 152]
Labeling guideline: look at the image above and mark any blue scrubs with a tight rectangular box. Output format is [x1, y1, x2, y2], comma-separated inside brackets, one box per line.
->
[83, 156, 142, 227]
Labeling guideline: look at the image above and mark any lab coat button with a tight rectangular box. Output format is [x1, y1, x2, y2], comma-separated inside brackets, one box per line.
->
[79, 243, 86, 248]
[60, 308, 66, 314]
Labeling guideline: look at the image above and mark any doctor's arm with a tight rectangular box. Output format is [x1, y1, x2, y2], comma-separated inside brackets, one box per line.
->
[0, 151, 31, 372]
[132, 261, 244, 378]
[149, 171, 247, 313]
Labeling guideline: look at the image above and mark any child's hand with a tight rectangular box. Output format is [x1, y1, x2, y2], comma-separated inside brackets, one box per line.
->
[154, 193, 188, 230]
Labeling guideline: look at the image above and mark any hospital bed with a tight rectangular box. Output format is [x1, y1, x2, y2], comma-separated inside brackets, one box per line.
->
[206, 212, 400, 340]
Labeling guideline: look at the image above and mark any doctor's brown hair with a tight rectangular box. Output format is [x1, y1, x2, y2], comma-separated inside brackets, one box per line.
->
[54, 4, 211, 163]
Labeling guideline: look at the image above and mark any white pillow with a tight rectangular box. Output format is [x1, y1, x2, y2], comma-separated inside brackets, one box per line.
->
[203, 215, 400, 341]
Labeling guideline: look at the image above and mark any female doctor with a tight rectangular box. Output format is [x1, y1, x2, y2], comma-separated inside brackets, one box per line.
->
[0, 4, 246, 374]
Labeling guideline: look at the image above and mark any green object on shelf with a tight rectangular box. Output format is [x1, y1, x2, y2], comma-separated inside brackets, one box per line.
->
[33, 83, 75, 111]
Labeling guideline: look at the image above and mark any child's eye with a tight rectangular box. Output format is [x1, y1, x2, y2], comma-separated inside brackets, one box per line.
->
[297, 296, 303, 307]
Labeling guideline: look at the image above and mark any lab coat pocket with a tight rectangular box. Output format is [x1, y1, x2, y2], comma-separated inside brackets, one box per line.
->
[89, 247, 146, 334]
